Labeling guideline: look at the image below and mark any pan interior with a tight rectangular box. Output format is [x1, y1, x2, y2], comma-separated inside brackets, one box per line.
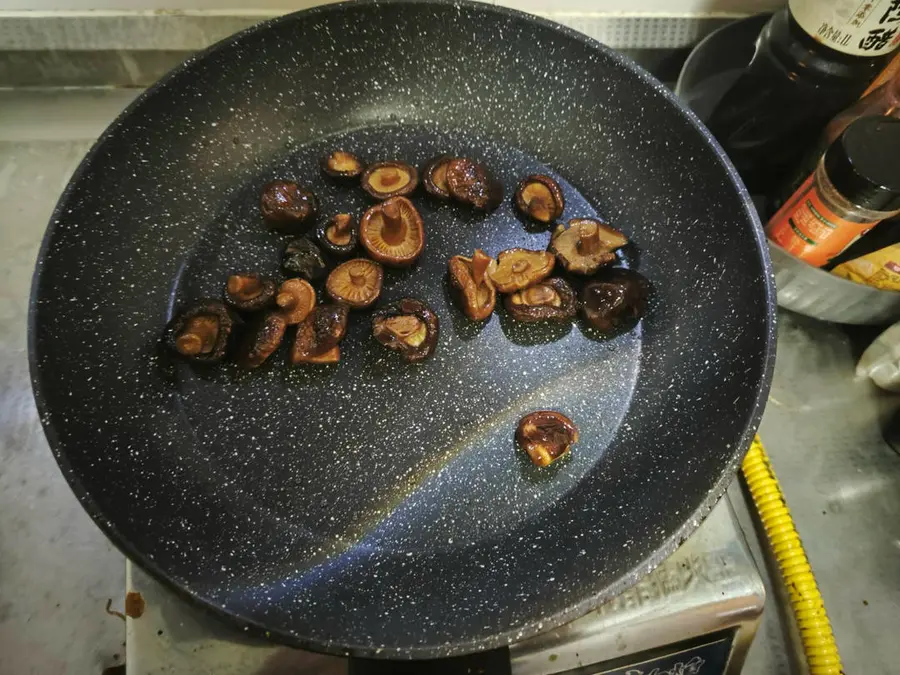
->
[174, 124, 641, 558]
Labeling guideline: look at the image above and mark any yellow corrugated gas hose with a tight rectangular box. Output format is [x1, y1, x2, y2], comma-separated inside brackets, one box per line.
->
[741, 436, 844, 675]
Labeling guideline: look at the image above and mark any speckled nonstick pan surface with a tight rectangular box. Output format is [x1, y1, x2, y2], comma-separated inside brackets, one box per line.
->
[29, 0, 775, 660]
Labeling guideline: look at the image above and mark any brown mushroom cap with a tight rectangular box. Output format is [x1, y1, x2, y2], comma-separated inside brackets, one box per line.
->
[371, 298, 439, 363]
[275, 278, 317, 324]
[165, 300, 234, 364]
[224, 273, 276, 312]
[581, 268, 650, 335]
[550, 218, 628, 275]
[446, 158, 504, 211]
[237, 312, 287, 369]
[359, 196, 425, 267]
[291, 303, 350, 364]
[259, 180, 318, 232]
[505, 277, 576, 322]
[422, 155, 455, 199]
[447, 249, 497, 321]
[325, 258, 384, 308]
[321, 151, 364, 179]
[487, 248, 555, 293]
[361, 161, 419, 200]
[516, 411, 579, 467]
[515, 175, 565, 223]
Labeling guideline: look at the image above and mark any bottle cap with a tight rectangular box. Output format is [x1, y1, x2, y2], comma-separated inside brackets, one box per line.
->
[825, 117, 900, 212]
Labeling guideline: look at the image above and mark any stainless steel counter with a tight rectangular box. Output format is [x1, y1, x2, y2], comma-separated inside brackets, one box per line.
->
[1, 88, 899, 675]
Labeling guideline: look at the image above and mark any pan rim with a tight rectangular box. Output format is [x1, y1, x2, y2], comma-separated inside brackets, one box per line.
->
[28, 0, 776, 660]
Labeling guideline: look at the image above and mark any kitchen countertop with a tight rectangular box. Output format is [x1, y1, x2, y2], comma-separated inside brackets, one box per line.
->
[1, 88, 899, 674]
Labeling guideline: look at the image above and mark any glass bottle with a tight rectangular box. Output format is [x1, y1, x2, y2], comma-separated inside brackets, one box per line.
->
[705, 1, 900, 197]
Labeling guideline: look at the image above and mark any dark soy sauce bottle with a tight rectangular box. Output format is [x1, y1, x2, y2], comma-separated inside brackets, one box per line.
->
[705, 2, 900, 197]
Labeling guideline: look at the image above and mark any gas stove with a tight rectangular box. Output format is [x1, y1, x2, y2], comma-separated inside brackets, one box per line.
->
[125, 493, 764, 675]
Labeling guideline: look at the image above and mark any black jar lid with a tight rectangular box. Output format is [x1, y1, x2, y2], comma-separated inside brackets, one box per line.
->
[825, 117, 900, 212]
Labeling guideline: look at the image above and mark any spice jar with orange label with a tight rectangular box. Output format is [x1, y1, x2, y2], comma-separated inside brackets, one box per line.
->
[767, 117, 900, 268]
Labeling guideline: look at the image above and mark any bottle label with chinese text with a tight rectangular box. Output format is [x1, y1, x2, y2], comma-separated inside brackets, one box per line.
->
[791, 0, 900, 56]
[766, 174, 879, 267]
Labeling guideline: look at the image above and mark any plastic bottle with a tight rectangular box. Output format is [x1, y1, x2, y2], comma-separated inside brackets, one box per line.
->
[705, 1, 900, 196]
[766, 117, 900, 267]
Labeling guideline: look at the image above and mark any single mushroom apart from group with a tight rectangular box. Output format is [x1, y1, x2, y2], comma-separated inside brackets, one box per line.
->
[361, 161, 419, 200]
[292, 303, 350, 364]
[550, 218, 628, 275]
[581, 267, 650, 335]
[487, 248, 555, 293]
[275, 278, 317, 325]
[448, 249, 497, 321]
[320, 151, 365, 180]
[237, 312, 287, 369]
[359, 196, 425, 267]
[445, 158, 504, 211]
[514, 174, 565, 223]
[317, 213, 358, 257]
[224, 273, 276, 312]
[505, 277, 576, 322]
[372, 298, 439, 363]
[516, 411, 579, 467]
[325, 258, 384, 309]
[259, 180, 319, 233]
[165, 300, 235, 365]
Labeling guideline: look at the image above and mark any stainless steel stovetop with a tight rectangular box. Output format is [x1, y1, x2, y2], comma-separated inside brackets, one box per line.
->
[125, 493, 763, 675]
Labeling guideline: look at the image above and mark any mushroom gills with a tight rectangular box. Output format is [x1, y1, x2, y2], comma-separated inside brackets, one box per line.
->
[165, 300, 234, 364]
[516, 411, 579, 467]
[359, 197, 424, 267]
[326, 258, 384, 308]
[515, 175, 565, 223]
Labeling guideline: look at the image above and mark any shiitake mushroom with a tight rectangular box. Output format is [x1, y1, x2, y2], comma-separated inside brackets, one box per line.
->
[237, 312, 287, 369]
[580, 268, 650, 335]
[515, 175, 565, 223]
[260, 180, 318, 233]
[516, 411, 579, 467]
[447, 249, 497, 321]
[291, 303, 350, 364]
[504, 277, 576, 322]
[275, 278, 317, 325]
[326, 258, 384, 309]
[422, 155, 455, 200]
[487, 248, 555, 293]
[317, 213, 358, 257]
[165, 300, 235, 365]
[320, 151, 364, 180]
[550, 218, 628, 275]
[282, 237, 328, 282]
[223, 273, 276, 312]
[359, 196, 424, 267]
[372, 298, 439, 363]
[361, 161, 419, 200]
[446, 158, 504, 211]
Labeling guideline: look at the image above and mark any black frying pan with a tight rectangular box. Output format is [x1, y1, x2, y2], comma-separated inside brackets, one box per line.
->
[29, 0, 775, 661]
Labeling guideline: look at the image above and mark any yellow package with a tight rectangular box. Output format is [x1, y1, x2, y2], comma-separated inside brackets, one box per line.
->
[832, 244, 900, 291]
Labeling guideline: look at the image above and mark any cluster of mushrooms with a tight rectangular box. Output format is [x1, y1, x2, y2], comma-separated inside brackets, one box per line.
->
[449, 172, 650, 342]
[165, 150, 650, 467]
